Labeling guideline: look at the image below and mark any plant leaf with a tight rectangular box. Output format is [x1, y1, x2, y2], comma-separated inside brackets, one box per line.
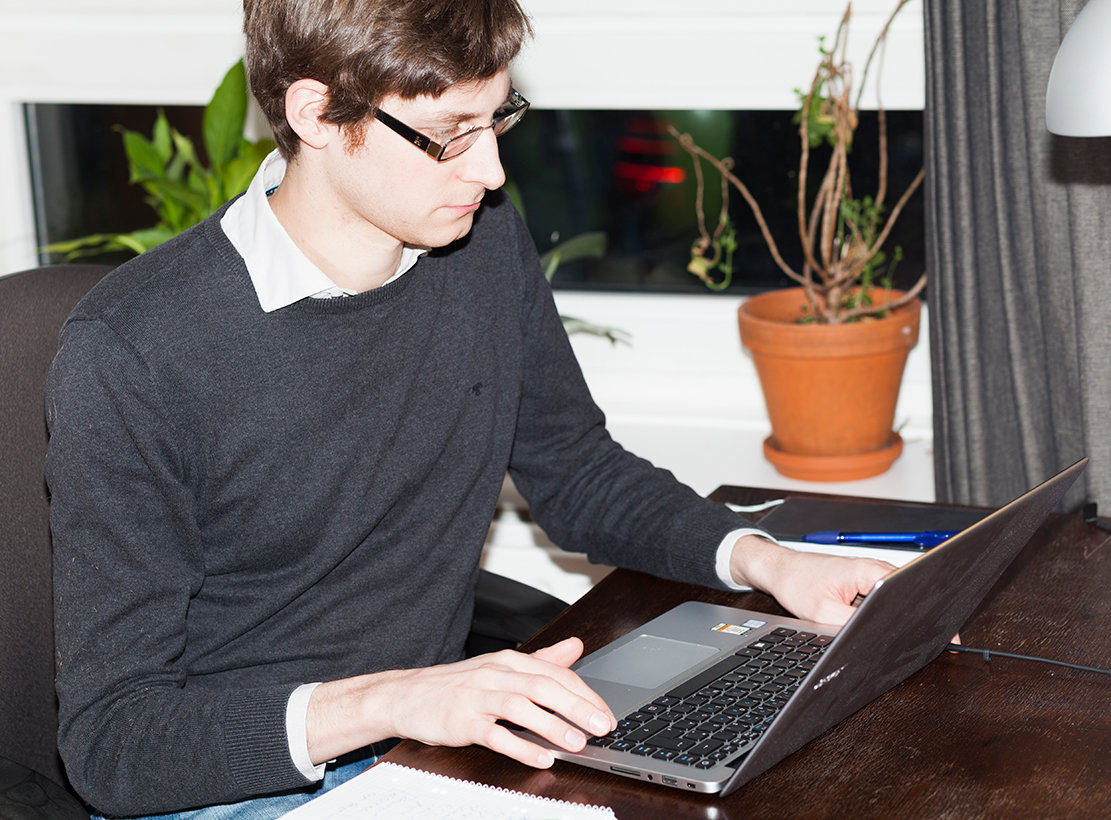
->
[139, 176, 211, 218]
[113, 226, 177, 255]
[204, 60, 248, 168]
[151, 110, 173, 163]
[220, 152, 266, 200]
[120, 129, 166, 183]
[539, 231, 606, 280]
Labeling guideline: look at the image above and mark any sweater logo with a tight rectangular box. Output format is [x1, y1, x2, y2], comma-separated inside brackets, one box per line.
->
[471, 382, 483, 396]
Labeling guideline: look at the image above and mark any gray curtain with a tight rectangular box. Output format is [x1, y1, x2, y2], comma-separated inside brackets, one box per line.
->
[925, 0, 1111, 510]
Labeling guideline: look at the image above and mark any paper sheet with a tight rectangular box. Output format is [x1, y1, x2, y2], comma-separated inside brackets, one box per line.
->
[780, 539, 922, 567]
[279, 761, 616, 819]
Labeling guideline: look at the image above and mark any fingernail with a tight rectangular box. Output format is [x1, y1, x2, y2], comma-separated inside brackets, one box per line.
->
[538, 751, 554, 767]
[589, 713, 611, 735]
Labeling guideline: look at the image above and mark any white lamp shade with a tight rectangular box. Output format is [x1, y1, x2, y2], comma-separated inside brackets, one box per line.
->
[1046, 0, 1111, 136]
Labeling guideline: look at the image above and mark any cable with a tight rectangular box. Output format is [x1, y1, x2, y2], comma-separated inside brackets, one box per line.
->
[946, 643, 1111, 678]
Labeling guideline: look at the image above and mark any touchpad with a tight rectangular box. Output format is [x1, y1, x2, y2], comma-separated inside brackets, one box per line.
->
[577, 634, 719, 690]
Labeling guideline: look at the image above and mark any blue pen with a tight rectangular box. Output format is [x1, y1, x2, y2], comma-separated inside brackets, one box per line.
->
[801, 530, 961, 550]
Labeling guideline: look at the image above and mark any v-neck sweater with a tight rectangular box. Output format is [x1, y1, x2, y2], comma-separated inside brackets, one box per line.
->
[46, 192, 744, 815]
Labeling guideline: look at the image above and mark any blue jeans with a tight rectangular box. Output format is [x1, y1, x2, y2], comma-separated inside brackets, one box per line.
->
[92, 746, 385, 820]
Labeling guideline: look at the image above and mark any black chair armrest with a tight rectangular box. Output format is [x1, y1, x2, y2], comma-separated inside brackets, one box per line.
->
[0, 757, 88, 819]
[465, 570, 569, 657]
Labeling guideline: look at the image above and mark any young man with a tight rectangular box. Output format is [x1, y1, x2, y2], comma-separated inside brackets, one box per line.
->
[46, 1, 892, 816]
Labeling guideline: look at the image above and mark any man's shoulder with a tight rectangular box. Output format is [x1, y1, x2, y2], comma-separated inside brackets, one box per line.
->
[68, 208, 248, 332]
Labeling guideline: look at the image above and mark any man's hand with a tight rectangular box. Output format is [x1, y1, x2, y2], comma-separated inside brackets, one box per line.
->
[305, 637, 616, 769]
[730, 534, 894, 625]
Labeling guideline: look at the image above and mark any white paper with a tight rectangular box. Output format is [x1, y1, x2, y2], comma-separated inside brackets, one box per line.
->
[779, 539, 922, 567]
[279, 761, 616, 819]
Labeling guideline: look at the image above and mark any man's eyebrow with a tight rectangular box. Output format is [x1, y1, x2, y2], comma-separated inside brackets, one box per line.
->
[418, 92, 515, 127]
[421, 109, 484, 127]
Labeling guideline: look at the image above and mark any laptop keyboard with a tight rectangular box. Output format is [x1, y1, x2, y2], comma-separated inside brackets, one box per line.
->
[586, 627, 832, 770]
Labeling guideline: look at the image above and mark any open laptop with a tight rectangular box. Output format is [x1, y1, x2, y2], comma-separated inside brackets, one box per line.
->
[515, 459, 1086, 796]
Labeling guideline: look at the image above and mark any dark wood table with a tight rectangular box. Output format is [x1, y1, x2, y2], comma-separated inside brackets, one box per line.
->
[384, 486, 1111, 818]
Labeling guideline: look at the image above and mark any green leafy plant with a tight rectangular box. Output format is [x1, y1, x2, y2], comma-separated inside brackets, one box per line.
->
[44, 60, 275, 259]
[670, 0, 924, 323]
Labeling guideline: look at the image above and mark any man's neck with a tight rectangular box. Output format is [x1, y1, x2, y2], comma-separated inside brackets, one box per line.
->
[266, 163, 403, 293]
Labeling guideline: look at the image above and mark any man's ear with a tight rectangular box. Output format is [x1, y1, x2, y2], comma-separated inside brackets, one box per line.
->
[284, 78, 334, 151]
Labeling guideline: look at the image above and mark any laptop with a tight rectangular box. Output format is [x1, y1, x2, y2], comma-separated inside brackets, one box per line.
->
[515, 459, 1086, 796]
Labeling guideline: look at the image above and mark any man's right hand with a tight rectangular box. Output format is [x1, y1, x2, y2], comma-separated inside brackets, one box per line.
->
[305, 637, 616, 768]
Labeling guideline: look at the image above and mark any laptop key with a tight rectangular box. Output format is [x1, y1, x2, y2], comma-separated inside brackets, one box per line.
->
[649, 729, 696, 750]
[623, 719, 669, 743]
[667, 656, 748, 699]
[689, 739, 724, 756]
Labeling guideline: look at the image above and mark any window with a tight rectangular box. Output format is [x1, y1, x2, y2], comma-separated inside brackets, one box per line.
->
[28, 103, 923, 296]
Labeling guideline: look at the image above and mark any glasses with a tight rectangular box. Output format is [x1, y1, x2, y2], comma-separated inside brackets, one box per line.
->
[373, 89, 530, 162]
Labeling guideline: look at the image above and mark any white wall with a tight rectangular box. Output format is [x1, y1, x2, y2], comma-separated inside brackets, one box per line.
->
[0, 2, 932, 600]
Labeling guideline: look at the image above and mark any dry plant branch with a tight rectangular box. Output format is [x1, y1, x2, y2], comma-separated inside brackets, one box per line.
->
[673, 0, 923, 325]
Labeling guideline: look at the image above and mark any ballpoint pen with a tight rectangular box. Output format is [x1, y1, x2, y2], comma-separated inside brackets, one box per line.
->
[801, 530, 961, 550]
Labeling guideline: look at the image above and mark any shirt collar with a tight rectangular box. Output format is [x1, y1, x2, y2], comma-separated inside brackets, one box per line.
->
[220, 150, 427, 313]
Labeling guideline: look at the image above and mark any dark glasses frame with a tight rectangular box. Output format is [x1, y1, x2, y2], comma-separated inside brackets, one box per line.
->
[372, 89, 530, 162]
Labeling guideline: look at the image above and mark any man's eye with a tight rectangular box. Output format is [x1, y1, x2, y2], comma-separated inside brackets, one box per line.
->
[432, 125, 469, 142]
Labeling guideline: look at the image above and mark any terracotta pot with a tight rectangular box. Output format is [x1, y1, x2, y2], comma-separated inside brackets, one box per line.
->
[737, 287, 921, 481]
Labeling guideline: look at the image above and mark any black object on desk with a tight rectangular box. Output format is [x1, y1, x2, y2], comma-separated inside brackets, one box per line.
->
[755, 495, 989, 542]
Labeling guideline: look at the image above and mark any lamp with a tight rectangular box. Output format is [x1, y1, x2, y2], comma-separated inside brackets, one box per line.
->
[1046, 0, 1111, 136]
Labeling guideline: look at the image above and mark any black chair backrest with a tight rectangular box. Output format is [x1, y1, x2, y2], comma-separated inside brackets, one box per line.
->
[0, 264, 111, 787]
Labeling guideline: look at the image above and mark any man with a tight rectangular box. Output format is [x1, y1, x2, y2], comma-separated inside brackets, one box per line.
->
[46, 1, 892, 816]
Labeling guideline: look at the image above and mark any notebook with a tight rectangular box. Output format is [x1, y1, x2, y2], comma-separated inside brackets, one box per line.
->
[756, 495, 991, 566]
[513, 459, 1085, 796]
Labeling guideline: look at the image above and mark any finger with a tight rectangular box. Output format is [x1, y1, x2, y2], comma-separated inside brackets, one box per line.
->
[811, 600, 859, 627]
[529, 636, 584, 668]
[515, 644, 615, 729]
[480, 719, 560, 769]
[463, 651, 616, 736]
[509, 665, 616, 736]
[492, 687, 603, 753]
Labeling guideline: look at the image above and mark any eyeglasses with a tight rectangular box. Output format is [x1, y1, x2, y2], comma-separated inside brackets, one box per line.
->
[373, 89, 530, 162]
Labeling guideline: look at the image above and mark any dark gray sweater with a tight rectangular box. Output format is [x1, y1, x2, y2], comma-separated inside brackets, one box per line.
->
[46, 193, 745, 815]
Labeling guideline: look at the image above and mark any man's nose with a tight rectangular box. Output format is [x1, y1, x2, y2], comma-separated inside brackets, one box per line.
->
[458, 128, 506, 190]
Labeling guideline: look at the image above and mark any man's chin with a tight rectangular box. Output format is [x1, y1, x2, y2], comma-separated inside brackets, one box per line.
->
[421, 212, 478, 249]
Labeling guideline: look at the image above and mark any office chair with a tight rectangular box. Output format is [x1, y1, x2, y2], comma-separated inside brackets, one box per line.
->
[1, 263, 110, 818]
[0, 262, 565, 816]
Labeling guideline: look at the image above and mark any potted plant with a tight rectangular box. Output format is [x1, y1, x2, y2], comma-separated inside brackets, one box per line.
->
[670, 0, 924, 481]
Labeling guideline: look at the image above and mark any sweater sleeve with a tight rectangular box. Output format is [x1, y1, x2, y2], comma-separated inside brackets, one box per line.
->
[47, 317, 310, 816]
[502, 215, 751, 589]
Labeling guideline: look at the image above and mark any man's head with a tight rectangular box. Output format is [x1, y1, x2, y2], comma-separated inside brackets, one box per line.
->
[243, 0, 533, 159]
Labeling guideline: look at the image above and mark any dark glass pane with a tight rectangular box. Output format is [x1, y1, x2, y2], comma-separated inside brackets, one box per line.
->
[500, 109, 924, 296]
[26, 103, 204, 266]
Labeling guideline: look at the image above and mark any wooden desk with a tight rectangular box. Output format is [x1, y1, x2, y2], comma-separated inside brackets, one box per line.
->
[384, 487, 1111, 818]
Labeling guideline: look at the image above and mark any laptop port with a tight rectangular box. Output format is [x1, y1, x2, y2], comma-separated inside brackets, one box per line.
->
[609, 766, 641, 778]
[662, 776, 678, 786]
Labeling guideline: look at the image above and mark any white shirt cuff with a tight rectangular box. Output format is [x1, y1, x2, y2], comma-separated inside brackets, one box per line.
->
[287, 682, 327, 781]
[715, 528, 780, 591]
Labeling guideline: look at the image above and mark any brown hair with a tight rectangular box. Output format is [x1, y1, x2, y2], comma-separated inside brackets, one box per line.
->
[243, 0, 533, 158]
